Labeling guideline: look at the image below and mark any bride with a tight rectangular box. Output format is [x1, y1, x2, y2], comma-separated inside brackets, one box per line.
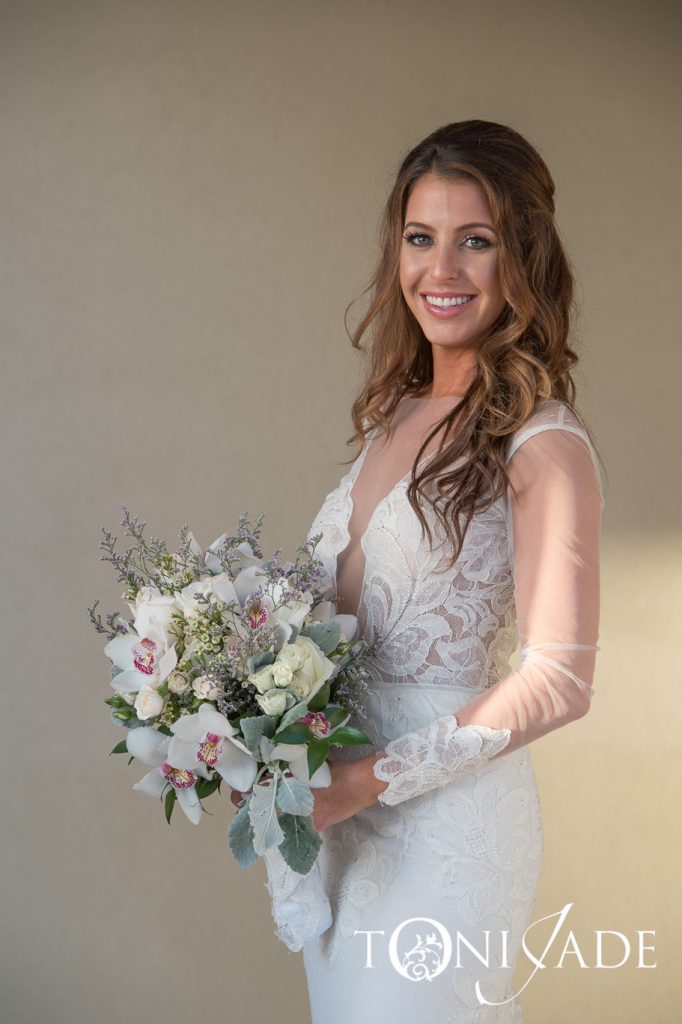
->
[231, 119, 604, 1023]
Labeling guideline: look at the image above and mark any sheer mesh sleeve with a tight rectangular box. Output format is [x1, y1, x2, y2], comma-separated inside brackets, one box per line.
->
[372, 410, 604, 805]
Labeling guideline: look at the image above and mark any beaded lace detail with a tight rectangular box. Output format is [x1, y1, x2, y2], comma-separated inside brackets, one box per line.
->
[373, 716, 512, 806]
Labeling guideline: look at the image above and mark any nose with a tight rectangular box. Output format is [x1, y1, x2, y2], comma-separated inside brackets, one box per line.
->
[428, 242, 466, 281]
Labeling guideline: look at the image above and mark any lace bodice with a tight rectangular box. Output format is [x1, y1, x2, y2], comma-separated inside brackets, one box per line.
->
[308, 396, 604, 703]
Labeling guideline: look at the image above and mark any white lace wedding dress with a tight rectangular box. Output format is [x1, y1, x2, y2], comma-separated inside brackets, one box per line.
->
[264, 394, 604, 1024]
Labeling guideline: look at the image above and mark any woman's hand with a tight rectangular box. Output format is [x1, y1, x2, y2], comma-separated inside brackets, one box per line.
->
[228, 753, 389, 831]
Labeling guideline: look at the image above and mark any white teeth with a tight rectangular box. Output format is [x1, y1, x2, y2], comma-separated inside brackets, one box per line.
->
[425, 295, 474, 307]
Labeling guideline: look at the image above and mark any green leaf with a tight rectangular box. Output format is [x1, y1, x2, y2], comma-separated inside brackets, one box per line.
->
[195, 776, 221, 799]
[300, 622, 341, 656]
[227, 803, 259, 869]
[307, 681, 330, 712]
[278, 814, 322, 875]
[329, 725, 373, 746]
[273, 723, 313, 744]
[275, 700, 310, 734]
[110, 739, 128, 755]
[249, 774, 284, 855]
[240, 714, 278, 756]
[246, 650, 276, 675]
[276, 775, 314, 816]
[164, 789, 176, 825]
[325, 705, 351, 730]
[306, 738, 330, 779]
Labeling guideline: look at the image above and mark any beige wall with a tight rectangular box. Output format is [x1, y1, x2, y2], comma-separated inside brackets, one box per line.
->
[1, 1, 680, 1021]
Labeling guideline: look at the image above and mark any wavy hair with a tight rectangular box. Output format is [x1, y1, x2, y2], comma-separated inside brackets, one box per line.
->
[343, 119, 606, 567]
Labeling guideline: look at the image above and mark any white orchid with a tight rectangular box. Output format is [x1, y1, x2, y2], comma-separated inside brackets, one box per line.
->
[126, 585, 180, 646]
[262, 736, 331, 789]
[187, 530, 263, 575]
[126, 726, 211, 825]
[174, 573, 239, 620]
[105, 627, 178, 695]
[167, 703, 259, 793]
[232, 564, 270, 608]
[308, 600, 358, 643]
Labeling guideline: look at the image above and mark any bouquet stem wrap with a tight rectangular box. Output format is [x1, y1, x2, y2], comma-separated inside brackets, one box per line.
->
[262, 843, 333, 951]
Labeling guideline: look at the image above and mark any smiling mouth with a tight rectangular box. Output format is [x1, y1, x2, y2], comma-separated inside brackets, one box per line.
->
[422, 294, 477, 308]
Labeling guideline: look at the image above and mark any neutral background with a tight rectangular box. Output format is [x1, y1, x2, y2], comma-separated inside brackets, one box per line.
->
[1, 1, 680, 1022]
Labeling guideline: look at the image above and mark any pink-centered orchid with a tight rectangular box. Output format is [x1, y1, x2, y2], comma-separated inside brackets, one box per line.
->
[167, 703, 259, 793]
[104, 627, 178, 695]
[126, 726, 211, 825]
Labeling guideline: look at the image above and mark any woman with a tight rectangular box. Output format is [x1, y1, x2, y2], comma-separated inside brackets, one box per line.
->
[233, 119, 605, 1022]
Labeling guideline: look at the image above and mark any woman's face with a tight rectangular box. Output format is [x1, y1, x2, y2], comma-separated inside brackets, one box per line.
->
[399, 173, 507, 360]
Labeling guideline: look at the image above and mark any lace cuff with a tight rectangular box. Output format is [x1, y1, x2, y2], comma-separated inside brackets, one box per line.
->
[372, 714, 512, 806]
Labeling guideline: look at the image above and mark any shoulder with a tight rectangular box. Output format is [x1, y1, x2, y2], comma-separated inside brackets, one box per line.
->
[506, 399, 591, 460]
[505, 399, 605, 509]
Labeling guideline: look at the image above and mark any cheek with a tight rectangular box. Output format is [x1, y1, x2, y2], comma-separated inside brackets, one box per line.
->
[477, 257, 502, 298]
[399, 257, 420, 302]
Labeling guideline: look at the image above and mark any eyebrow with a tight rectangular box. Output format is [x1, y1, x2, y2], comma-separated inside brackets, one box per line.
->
[403, 220, 497, 233]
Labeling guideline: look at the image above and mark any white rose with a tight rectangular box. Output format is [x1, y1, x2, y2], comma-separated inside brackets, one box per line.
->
[286, 636, 335, 702]
[167, 670, 190, 695]
[192, 675, 222, 701]
[134, 685, 165, 720]
[272, 661, 294, 687]
[276, 642, 305, 672]
[256, 689, 289, 716]
[247, 663, 277, 694]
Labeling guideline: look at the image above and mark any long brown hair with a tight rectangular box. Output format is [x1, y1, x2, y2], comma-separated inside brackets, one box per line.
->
[343, 119, 606, 566]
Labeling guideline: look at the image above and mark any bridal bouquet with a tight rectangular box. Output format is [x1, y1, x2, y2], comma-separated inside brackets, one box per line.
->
[87, 506, 375, 898]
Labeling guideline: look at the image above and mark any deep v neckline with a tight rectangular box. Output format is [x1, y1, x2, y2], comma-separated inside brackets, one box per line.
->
[334, 429, 442, 619]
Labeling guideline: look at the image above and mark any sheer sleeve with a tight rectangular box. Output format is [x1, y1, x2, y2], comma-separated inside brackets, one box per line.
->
[371, 408, 604, 805]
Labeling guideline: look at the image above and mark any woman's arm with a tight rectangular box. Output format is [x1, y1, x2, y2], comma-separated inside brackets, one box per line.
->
[369, 420, 603, 806]
[231, 414, 604, 826]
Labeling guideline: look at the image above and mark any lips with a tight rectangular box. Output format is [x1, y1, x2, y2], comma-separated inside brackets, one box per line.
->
[420, 293, 478, 318]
